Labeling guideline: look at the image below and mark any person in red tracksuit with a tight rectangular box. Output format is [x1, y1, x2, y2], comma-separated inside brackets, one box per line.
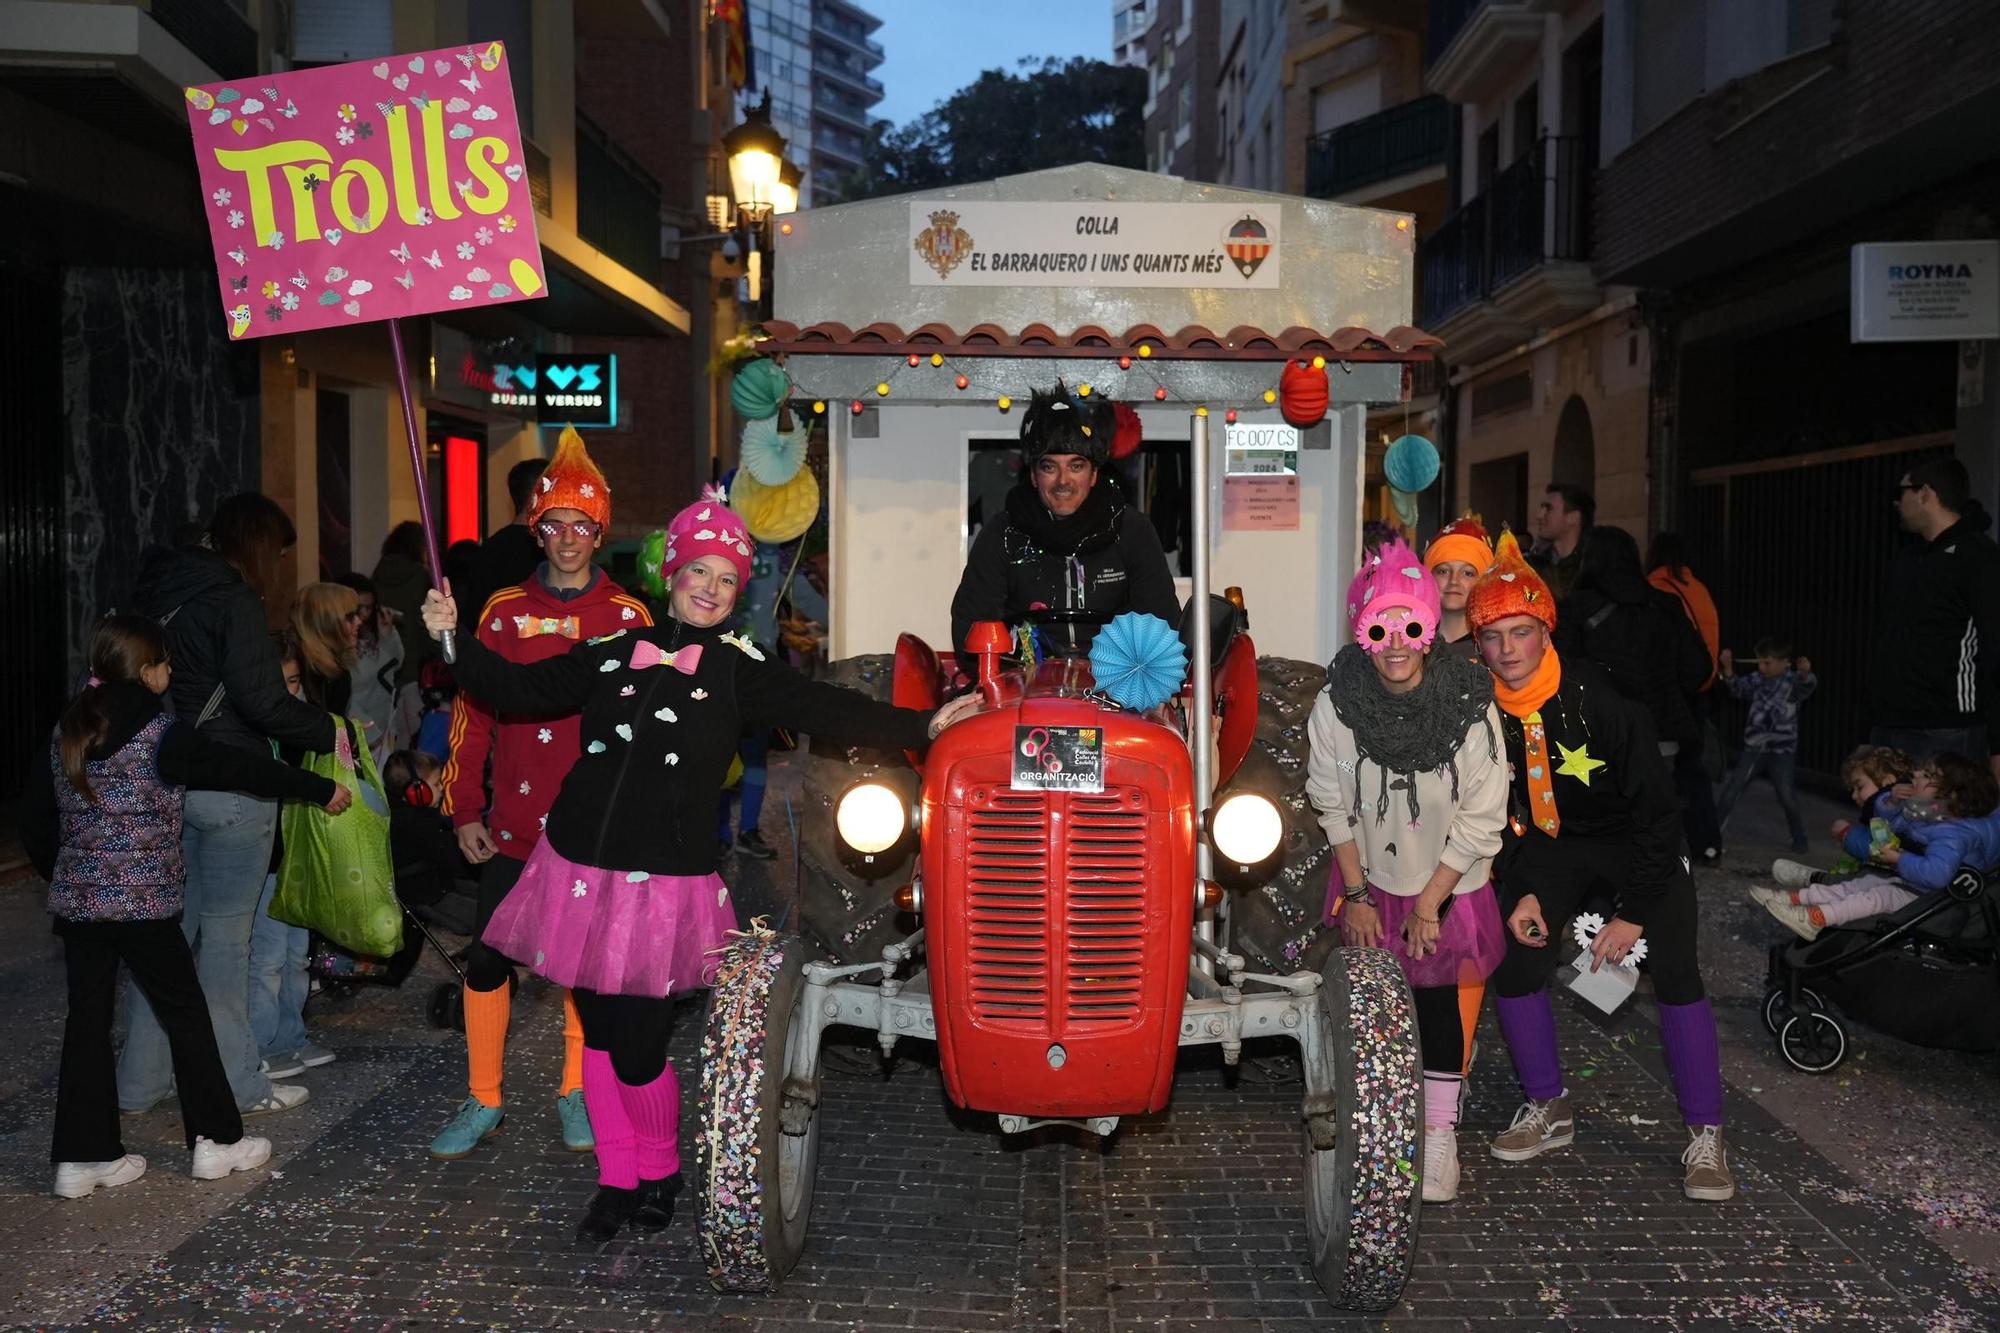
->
[430, 428, 652, 1161]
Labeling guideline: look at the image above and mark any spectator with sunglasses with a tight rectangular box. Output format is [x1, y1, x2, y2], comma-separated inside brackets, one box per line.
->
[432, 428, 653, 1164]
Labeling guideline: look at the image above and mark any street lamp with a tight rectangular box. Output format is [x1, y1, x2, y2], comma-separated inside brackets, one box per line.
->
[773, 157, 801, 218]
[724, 93, 787, 222]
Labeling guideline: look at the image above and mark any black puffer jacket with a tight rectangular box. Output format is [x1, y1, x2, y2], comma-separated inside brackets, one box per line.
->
[950, 479, 1179, 655]
[1554, 526, 1711, 754]
[129, 545, 336, 756]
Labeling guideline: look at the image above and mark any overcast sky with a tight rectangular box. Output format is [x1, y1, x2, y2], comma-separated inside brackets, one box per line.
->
[870, 1, 1110, 129]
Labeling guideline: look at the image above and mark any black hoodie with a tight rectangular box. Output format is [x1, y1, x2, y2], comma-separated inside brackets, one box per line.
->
[21, 681, 336, 884]
[130, 544, 337, 757]
[949, 478, 1179, 655]
[1867, 506, 2000, 747]
[1555, 526, 1712, 754]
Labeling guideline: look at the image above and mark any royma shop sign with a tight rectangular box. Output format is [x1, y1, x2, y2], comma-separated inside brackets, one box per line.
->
[1851, 241, 2000, 342]
[909, 202, 1282, 289]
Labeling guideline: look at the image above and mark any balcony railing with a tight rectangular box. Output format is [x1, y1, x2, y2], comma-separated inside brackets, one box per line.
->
[576, 121, 661, 280]
[1426, 0, 1485, 67]
[813, 12, 885, 61]
[153, 0, 258, 79]
[1305, 96, 1449, 199]
[1420, 136, 1591, 327]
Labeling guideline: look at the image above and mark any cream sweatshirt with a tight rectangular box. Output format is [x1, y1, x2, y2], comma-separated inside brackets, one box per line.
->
[1304, 693, 1508, 898]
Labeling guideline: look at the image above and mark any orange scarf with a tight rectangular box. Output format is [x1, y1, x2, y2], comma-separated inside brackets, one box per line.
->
[1494, 648, 1564, 836]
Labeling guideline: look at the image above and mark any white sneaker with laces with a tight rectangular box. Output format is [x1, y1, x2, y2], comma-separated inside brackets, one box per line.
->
[53, 1154, 147, 1199]
[191, 1135, 272, 1180]
[242, 1083, 310, 1116]
[1421, 1127, 1460, 1202]
[1771, 859, 1818, 889]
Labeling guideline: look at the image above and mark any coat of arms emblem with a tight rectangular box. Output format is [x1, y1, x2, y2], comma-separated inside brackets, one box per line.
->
[1224, 214, 1273, 280]
[915, 209, 974, 279]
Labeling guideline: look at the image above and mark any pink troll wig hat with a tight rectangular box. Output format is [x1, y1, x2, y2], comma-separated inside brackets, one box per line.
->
[661, 483, 754, 585]
[1345, 535, 1442, 652]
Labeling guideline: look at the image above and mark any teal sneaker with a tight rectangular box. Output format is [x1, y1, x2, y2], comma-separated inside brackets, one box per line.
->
[556, 1090, 594, 1152]
[429, 1097, 504, 1160]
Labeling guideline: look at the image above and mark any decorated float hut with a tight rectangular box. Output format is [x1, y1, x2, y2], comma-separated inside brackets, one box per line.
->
[759, 163, 1439, 662]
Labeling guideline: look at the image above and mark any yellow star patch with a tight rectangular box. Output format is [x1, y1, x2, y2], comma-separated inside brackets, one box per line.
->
[1555, 741, 1605, 785]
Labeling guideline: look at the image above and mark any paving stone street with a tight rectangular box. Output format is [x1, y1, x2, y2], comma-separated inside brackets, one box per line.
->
[2, 769, 1997, 1332]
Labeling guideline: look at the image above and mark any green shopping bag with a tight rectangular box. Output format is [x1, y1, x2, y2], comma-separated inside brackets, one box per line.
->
[271, 718, 403, 957]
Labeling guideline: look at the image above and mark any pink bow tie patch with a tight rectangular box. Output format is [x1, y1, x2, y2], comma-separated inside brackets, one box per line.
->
[628, 641, 702, 674]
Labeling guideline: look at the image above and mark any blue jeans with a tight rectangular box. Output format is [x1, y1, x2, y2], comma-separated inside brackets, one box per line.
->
[1715, 747, 1806, 849]
[118, 790, 277, 1110]
[248, 872, 310, 1058]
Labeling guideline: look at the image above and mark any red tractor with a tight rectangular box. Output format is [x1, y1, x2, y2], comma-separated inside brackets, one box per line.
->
[696, 587, 1425, 1309]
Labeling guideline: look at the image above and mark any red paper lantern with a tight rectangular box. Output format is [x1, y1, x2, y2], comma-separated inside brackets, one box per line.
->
[1110, 403, 1143, 460]
[1279, 359, 1329, 427]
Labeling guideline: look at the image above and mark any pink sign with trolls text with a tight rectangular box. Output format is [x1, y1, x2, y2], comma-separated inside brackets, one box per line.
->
[184, 41, 547, 342]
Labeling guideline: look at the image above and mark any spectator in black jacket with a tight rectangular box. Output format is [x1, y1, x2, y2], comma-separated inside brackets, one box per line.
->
[949, 384, 1178, 657]
[1529, 482, 1593, 599]
[1868, 457, 2000, 776]
[458, 457, 548, 630]
[118, 494, 337, 1120]
[1556, 525, 1713, 765]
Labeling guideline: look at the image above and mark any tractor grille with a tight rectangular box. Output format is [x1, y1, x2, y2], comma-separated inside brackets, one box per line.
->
[962, 789, 1149, 1033]
[1062, 795, 1147, 1029]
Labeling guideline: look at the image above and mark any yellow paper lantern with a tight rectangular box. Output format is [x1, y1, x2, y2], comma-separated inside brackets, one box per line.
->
[729, 466, 821, 544]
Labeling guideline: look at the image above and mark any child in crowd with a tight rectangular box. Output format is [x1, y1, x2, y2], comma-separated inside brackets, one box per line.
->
[383, 749, 476, 931]
[20, 616, 347, 1198]
[1770, 746, 1917, 889]
[1714, 638, 1818, 851]
[414, 660, 458, 764]
[1753, 753, 2000, 940]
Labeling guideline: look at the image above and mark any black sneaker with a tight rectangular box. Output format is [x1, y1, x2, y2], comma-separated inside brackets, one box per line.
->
[735, 828, 777, 861]
[632, 1174, 683, 1229]
[575, 1184, 642, 1244]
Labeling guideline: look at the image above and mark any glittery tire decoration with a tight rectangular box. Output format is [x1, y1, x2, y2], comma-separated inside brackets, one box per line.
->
[1305, 944, 1423, 1311]
[1221, 657, 1338, 976]
[698, 932, 819, 1291]
[796, 655, 919, 964]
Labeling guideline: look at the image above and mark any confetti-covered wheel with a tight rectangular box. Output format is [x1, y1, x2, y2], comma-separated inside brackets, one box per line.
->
[1304, 944, 1422, 1311]
[1222, 658, 1336, 976]
[798, 655, 919, 964]
[698, 931, 820, 1291]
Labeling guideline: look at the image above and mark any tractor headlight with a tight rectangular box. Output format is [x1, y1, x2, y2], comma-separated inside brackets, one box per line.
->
[1209, 792, 1283, 867]
[836, 781, 909, 856]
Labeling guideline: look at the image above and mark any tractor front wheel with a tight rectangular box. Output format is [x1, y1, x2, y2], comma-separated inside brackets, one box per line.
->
[1303, 944, 1423, 1311]
[697, 932, 821, 1291]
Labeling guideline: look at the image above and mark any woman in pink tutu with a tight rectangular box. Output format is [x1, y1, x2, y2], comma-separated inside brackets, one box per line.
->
[421, 489, 966, 1243]
[1303, 536, 1508, 1206]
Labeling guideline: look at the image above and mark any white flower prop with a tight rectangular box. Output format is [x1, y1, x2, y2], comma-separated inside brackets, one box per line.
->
[1570, 912, 1648, 967]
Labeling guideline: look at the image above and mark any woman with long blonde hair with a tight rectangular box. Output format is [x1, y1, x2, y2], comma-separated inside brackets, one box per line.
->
[290, 582, 362, 715]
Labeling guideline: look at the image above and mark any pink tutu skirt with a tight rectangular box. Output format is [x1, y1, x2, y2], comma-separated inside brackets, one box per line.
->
[1365, 881, 1506, 989]
[481, 840, 739, 998]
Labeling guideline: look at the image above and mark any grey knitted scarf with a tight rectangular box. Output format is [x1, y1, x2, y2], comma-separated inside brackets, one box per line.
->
[1326, 644, 1497, 827]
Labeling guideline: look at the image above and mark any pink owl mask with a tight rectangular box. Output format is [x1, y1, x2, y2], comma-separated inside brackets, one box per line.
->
[1345, 536, 1442, 654]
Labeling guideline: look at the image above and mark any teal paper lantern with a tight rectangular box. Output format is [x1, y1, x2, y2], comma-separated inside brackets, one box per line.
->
[729, 357, 790, 421]
[1384, 434, 1440, 493]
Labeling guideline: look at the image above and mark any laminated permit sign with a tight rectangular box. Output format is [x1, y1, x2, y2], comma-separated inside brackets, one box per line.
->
[184, 41, 548, 342]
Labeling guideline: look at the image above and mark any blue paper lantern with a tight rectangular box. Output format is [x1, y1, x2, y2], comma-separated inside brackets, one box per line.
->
[1384, 434, 1440, 493]
[1088, 612, 1188, 713]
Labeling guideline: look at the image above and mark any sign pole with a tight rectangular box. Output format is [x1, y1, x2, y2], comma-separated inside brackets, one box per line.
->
[387, 317, 455, 663]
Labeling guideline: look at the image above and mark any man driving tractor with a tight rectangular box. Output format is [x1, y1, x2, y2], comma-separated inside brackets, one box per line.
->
[949, 383, 1179, 656]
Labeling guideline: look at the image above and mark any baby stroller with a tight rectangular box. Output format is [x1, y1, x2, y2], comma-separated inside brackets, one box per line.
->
[1762, 864, 2000, 1073]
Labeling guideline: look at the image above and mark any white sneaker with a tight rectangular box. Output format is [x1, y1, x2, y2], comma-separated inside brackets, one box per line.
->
[242, 1083, 310, 1116]
[1747, 885, 1786, 908]
[1771, 859, 1819, 889]
[191, 1135, 272, 1180]
[1422, 1126, 1460, 1203]
[53, 1154, 147, 1199]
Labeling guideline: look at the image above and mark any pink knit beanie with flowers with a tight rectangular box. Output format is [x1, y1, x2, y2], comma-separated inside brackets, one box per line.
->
[661, 483, 754, 585]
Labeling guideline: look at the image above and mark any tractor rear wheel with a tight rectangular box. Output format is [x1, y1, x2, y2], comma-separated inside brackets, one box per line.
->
[797, 655, 919, 964]
[1304, 944, 1422, 1311]
[1220, 656, 1335, 975]
[698, 932, 821, 1291]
